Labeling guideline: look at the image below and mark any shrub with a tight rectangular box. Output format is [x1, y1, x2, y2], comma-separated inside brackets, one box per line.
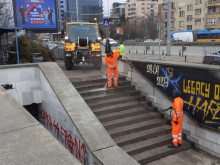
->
[9, 35, 55, 64]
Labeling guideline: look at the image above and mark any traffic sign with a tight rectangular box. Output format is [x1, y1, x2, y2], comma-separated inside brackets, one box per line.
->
[103, 18, 109, 27]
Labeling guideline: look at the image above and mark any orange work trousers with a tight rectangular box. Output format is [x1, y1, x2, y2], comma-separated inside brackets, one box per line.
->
[172, 115, 183, 146]
[107, 66, 118, 87]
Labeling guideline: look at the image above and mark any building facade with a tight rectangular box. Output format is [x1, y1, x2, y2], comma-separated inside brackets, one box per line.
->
[161, 0, 220, 32]
[67, 0, 103, 23]
[125, 0, 159, 21]
[207, 0, 220, 30]
[57, 0, 68, 32]
[111, 3, 125, 19]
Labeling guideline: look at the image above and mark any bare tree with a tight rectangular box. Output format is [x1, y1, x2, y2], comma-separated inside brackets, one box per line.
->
[0, 0, 13, 26]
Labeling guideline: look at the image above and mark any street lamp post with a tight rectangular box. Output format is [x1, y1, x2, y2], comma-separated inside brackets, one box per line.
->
[167, 0, 171, 56]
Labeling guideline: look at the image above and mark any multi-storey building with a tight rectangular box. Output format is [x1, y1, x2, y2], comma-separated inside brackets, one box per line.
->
[57, 0, 68, 32]
[125, 0, 159, 21]
[67, 0, 103, 23]
[162, 0, 209, 32]
[111, 3, 125, 19]
[207, 0, 220, 29]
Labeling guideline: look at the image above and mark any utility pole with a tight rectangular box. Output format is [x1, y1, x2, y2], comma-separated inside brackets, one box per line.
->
[106, 0, 110, 38]
[167, 0, 171, 56]
[76, 0, 79, 21]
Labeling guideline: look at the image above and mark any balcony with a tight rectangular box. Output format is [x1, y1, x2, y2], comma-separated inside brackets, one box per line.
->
[208, 0, 220, 7]
[207, 23, 220, 29]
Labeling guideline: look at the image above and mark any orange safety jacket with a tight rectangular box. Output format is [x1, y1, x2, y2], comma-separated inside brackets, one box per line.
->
[105, 50, 120, 68]
[171, 97, 184, 121]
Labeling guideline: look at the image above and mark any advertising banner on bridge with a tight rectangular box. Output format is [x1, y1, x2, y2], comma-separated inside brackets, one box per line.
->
[132, 61, 220, 131]
[13, 0, 57, 31]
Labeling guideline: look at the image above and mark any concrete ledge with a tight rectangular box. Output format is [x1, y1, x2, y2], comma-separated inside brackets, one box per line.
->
[0, 86, 81, 165]
[126, 58, 220, 71]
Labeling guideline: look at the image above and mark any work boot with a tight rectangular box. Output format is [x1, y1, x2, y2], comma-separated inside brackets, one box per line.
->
[178, 144, 182, 147]
[167, 143, 177, 148]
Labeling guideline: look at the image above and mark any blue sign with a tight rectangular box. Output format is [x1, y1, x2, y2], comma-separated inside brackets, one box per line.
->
[13, 0, 57, 31]
[103, 18, 109, 27]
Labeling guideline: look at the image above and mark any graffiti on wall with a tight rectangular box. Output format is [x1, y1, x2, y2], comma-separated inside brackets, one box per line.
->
[41, 109, 89, 165]
[132, 61, 220, 130]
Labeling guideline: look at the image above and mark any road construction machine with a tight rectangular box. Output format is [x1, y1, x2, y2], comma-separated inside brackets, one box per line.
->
[63, 22, 102, 70]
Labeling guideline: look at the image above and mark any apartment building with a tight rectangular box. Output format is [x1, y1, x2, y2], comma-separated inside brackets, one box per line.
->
[125, 0, 159, 21]
[111, 2, 125, 18]
[162, 0, 208, 31]
[207, 0, 220, 29]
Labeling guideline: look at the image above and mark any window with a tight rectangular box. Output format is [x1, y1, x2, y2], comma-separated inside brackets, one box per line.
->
[195, 19, 201, 25]
[142, 7, 145, 10]
[209, 7, 216, 14]
[179, 11, 185, 17]
[195, 9, 201, 15]
[142, 3, 145, 6]
[179, 1, 185, 7]
[187, 5, 193, 11]
[210, 0, 217, 2]
[187, 25, 192, 30]
[218, 17, 220, 23]
[187, 15, 192, 21]
[196, 0, 202, 4]
[179, 21, 184, 27]
[207, 18, 216, 24]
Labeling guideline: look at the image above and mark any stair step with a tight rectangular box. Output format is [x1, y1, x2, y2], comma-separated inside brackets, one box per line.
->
[98, 107, 148, 122]
[114, 125, 171, 146]
[83, 92, 126, 103]
[122, 134, 172, 155]
[72, 76, 126, 87]
[109, 119, 170, 138]
[89, 96, 136, 109]
[79, 85, 135, 97]
[84, 90, 142, 103]
[76, 81, 131, 92]
[132, 140, 192, 164]
[93, 102, 142, 116]
[103, 112, 163, 130]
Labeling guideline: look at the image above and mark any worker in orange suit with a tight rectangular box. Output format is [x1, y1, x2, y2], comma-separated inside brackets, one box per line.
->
[168, 95, 184, 148]
[105, 49, 120, 87]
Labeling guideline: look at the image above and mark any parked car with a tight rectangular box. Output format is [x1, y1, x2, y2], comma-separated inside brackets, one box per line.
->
[203, 50, 220, 65]
[102, 38, 118, 46]
[46, 43, 59, 50]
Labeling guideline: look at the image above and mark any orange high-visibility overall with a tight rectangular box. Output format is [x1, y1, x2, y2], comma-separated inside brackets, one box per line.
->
[171, 97, 184, 147]
[105, 50, 119, 87]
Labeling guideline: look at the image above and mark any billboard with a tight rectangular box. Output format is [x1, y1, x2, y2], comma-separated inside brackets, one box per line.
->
[13, 0, 57, 31]
[132, 61, 220, 131]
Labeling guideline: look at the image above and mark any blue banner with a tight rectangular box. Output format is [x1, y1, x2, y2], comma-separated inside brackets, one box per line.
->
[13, 0, 57, 30]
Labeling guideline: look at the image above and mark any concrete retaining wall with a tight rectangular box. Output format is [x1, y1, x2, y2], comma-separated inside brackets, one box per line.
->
[0, 66, 42, 105]
[118, 60, 220, 158]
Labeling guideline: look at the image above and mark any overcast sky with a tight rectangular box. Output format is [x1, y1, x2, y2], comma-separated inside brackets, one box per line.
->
[103, 0, 126, 16]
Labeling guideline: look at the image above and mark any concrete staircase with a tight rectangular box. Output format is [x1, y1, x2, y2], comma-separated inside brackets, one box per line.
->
[71, 75, 192, 164]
